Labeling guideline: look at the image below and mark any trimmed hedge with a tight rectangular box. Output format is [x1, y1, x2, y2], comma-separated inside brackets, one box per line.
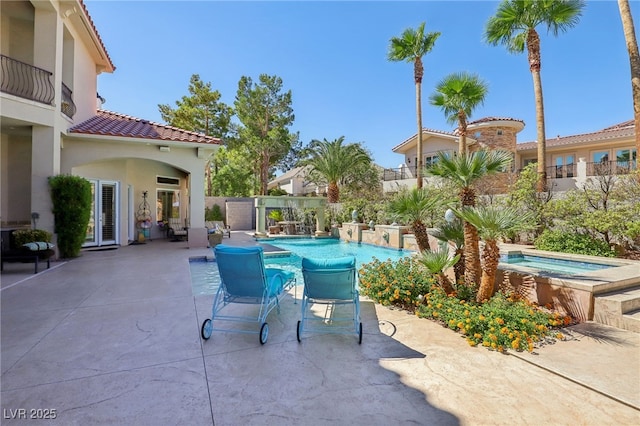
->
[534, 229, 614, 257]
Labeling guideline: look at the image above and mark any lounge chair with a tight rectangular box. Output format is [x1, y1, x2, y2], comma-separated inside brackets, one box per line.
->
[205, 221, 231, 238]
[167, 218, 188, 241]
[201, 245, 296, 344]
[297, 256, 362, 344]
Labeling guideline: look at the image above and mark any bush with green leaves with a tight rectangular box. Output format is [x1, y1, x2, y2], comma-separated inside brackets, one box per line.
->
[205, 204, 224, 221]
[12, 229, 52, 245]
[358, 257, 435, 311]
[49, 175, 92, 258]
[417, 287, 569, 352]
[534, 229, 614, 257]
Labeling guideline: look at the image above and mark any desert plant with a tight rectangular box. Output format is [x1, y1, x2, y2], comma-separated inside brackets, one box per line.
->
[49, 175, 92, 258]
[205, 204, 224, 221]
[416, 249, 460, 294]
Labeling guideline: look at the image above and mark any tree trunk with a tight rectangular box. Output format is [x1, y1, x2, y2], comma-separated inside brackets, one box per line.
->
[327, 181, 340, 203]
[437, 273, 455, 294]
[458, 111, 467, 154]
[412, 219, 432, 252]
[453, 247, 465, 285]
[415, 79, 424, 189]
[526, 28, 547, 192]
[476, 239, 499, 303]
[618, 0, 640, 157]
[463, 221, 481, 288]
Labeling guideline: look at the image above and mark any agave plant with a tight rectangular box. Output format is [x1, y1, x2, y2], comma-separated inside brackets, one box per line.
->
[456, 205, 532, 303]
[417, 248, 460, 294]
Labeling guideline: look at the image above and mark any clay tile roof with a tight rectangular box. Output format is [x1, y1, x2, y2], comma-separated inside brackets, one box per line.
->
[516, 120, 635, 151]
[69, 110, 222, 145]
[79, 0, 115, 71]
[467, 116, 525, 126]
[392, 127, 457, 151]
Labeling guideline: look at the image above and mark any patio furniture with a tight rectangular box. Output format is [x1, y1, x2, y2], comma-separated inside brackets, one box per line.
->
[205, 221, 231, 238]
[167, 218, 188, 241]
[297, 256, 362, 344]
[1, 229, 55, 274]
[200, 245, 296, 344]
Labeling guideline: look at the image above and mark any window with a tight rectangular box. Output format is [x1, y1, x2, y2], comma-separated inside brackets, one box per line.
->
[592, 151, 609, 163]
[552, 154, 575, 178]
[496, 129, 503, 136]
[157, 176, 180, 186]
[156, 190, 180, 221]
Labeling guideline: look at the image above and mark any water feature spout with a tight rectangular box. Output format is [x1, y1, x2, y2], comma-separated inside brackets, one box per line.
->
[383, 232, 389, 243]
[347, 228, 353, 238]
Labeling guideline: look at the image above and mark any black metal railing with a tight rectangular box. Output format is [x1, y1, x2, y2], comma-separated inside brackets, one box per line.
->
[547, 163, 576, 179]
[587, 160, 637, 177]
[383, 166, 417, 181]
[61, 82, 76, 118]
[0, 54, 54, 105]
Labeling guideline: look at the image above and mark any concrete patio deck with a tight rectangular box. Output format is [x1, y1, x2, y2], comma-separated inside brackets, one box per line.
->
[1, 231, 639, 425]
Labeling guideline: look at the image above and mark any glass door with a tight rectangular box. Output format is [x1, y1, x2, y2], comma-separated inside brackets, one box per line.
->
[84, 180, 119, 247]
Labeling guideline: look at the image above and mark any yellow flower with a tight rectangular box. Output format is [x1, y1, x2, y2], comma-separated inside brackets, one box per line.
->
[478, 314, 486, 321]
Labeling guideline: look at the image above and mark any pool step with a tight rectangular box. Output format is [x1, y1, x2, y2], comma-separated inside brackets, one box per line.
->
[593, 286, 640, 333]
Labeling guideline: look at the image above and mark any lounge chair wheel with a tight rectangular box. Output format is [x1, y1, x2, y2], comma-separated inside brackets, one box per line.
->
[201, 319, 212, 340]
[358, 322, 363, 344]
[296, 320, 302, 343]
[260, 322, 269, 345]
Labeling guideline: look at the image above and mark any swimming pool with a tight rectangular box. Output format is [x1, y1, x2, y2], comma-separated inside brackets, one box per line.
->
[190, 238, 413, 296]
[499, 253, 613, 276]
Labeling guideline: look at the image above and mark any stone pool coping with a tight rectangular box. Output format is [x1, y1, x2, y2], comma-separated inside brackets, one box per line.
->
[499, 245, 640, 294]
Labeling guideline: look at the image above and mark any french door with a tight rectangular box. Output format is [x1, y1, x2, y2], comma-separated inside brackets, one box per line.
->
[84, 180, 119, 247]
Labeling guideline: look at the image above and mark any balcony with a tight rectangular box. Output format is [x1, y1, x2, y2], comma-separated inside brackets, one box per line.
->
[0, 54, 54, 105]
[586, 160, 637, 177]
[61, 82, 76, 119]
[382, 165, 416, 181]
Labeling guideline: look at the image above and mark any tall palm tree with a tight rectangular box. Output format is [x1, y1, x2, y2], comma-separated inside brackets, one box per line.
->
[457, 206, 531, 303]
[426, 150, 513, 288]
[485, 0, 585, 192]
[386, 187, 441, 252]
[388, 22, 441, 189]
[429, 72, 489, 154]
[304, 137, 372, 203]
[617, 0, 640, 156]
[417, 249, 460, 294]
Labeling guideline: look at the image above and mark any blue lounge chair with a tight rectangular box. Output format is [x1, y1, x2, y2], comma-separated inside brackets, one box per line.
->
[297, 256, 362, 344]
[201, 245, 296, 344]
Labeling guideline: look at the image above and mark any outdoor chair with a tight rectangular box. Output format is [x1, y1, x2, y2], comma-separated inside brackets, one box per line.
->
[297, 256, 362, 344]
[201, 245, 296, 344]
[205, 221, 231, 238]
[167, 218, 188, 241]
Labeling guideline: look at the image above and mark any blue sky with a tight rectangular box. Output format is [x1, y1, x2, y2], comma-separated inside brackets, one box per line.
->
[87, 0, 637, 168]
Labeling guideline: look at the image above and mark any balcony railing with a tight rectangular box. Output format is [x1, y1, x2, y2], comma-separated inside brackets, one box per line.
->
[383, 166, 417, 181]
[547, 163, 576, 179]
[61, 82, 76, 119]
[587, 160, 637, 176]
[0, 54, 54, 105]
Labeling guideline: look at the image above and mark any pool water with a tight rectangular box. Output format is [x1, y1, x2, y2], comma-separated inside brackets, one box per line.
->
[499, 254, 613, 275]
[190, 238, 412, 296]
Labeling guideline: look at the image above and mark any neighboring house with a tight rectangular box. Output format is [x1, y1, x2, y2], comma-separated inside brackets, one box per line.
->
[384, 116, 637, 192]
[267, 166, 327, 196]
[1, 0, 220, 250]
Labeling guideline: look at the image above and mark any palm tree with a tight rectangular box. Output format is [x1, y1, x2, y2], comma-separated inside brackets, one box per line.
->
[417, 249, 460, 294]
[485, 0, 585, 192]
[386, 187, 441, 252]
[429, 220, 465, 284]
[426, 150, 513, 288]
[429, 72, 489, 154]
[457, 205, 531, 303]
[304, 137, 372, 203]
[388, 22, 441, 189]
[617, 0, 640, 156]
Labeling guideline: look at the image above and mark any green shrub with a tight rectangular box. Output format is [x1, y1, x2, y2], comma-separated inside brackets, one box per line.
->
[358, 257, 435, 311]
[12, 229, 52, 246]
[205, 204, 224, 221]
[534, 229, 614, 257]
[49, 175, 92, 258]
[417, 288, 569, 352]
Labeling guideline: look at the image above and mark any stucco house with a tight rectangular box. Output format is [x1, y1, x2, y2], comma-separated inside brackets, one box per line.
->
[1, 0, 220, 251]
[384, 116, 636, 192]
[267, 166, 327, 196]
